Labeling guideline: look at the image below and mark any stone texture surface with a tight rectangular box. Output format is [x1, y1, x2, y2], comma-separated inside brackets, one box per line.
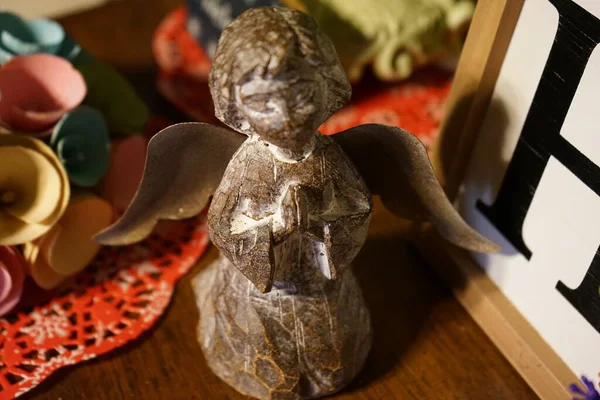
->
[198, 133, 373, 399]
[193, 254, 371, 400]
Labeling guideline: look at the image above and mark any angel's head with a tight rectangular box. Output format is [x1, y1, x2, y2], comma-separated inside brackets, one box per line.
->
[209, 7, 351, 151]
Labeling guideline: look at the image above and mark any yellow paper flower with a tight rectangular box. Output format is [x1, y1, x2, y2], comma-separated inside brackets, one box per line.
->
[0, 134, 69, 245]
[24, 193, 113, 289]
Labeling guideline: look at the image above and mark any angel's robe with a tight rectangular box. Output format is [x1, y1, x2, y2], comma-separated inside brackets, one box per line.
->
[208, 133, 373, 293]
[196, 133, 374, 398]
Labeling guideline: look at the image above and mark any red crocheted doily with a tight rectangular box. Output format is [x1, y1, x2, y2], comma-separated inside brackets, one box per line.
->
[0, 214, 209, 399]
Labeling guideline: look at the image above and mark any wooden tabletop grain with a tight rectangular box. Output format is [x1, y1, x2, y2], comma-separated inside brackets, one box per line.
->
[22, 1, 538, 399]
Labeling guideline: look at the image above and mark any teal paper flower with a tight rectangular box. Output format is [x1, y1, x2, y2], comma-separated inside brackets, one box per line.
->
[0, 11, 90, 65]
[51, 106, 111, 187]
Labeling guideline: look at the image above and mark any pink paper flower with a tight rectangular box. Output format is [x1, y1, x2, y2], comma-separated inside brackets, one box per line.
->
[0, 53, 86, 135]
[0, 246, 27, 316]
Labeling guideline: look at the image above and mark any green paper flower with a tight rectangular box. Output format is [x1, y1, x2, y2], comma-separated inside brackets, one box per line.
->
[51, 106, 111, 187]
[0, 11, 90, 65]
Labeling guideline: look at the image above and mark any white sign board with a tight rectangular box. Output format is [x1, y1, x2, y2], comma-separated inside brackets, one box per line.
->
[459, 0, 600, 383]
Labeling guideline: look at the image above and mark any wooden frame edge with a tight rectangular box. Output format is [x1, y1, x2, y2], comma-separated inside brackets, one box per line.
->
[432, 0, 526, 200]
[423, 0, 579, 396]
[414, 226, 577, 400]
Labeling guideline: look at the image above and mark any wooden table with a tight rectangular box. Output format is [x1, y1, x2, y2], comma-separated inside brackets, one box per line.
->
[23, 1, 538, 399]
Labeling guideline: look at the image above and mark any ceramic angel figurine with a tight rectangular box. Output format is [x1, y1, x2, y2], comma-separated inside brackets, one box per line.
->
[96, 7, 497, 400]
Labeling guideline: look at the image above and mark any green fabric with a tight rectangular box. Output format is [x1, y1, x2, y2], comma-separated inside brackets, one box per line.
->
[77, 61, 150, 135]
[289, 0, 474, 81]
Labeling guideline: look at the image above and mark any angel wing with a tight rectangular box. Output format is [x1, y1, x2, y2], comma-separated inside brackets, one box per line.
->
[95, 122, 245, 246]
[333, 124, 499, 253]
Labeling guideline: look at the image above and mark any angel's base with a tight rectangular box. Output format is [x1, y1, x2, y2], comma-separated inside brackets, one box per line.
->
[192, 254, 372, 400]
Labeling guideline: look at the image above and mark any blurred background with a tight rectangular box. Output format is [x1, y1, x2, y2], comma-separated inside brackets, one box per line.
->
[2, 0, 113, 19]
[2, 0, 476, 149]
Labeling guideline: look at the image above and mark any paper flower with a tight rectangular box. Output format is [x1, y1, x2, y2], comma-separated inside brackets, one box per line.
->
[24, 194, 113, 289]
[77, 61, 150, 134]
[0, 134, 70, 245]
[570, 375, 600, 400]
[0, 246, 27, 316]
[0, 53, 87, 135]
[101, 134, 148, 212]
[50, 106, 111, 187]
[0, 11, 88, 65]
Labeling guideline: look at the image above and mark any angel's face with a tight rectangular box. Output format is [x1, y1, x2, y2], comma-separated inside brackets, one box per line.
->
[236, 64, 326, 151]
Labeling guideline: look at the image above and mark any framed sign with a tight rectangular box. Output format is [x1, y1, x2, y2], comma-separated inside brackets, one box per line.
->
[422, 0, 600, 398]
